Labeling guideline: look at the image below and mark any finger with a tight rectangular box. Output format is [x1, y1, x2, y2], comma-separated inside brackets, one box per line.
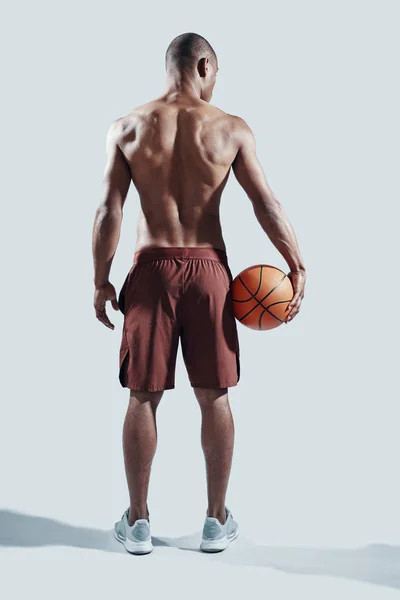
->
[286, 308, 298, 322]
[286, 289, 305, 322]
[285, 300, 301, 323]
[96, 314, 114, 329]
[284, 300, 299, 323]
[285, 292, 299, 313]
[111, 298, 120, 311]
[95, 309, 115, 329]
[284, 310, 295, 323]
[284, 309, 293, 323]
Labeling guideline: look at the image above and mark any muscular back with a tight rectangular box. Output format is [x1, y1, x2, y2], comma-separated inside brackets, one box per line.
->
[96, 90, 306, 325]
[110, 97, 242, 252]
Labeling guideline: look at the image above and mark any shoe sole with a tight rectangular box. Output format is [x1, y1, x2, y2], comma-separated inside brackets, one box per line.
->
[200, 527, 239, 552]
[113, 528, 153, 554]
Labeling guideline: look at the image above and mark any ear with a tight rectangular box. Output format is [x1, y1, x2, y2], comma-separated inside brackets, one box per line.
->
[197, 56, 209, 78]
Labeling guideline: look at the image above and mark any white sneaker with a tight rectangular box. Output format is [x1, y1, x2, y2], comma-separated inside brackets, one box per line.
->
[200, 506, 239, 552]
[113, 507, 153, 554]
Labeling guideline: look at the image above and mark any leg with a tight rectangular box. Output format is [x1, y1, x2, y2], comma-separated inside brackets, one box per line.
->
[193, 386, 235, 525]
[123, 389, 163, 525]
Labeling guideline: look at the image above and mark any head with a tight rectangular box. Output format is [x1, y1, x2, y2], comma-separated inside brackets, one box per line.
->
[165, 32, 218, 102]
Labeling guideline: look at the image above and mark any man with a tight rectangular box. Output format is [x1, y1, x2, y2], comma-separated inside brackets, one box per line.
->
[92, 32, 306, 554]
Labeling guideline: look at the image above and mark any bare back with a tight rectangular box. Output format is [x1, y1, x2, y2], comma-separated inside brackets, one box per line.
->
[114, 97, 241, 252]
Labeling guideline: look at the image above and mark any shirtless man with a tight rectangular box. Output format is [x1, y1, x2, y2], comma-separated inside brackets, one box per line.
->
[92, 32, 306, 554]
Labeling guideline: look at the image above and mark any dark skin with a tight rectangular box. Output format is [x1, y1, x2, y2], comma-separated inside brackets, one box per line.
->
[92, 54, 306, 525]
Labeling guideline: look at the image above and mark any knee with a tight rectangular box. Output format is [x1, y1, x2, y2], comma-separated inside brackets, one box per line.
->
[193, 386, 228, 409]
[129, 389, 163, 406]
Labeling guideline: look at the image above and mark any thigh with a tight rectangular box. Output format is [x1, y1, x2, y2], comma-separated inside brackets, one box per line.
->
[179, 259, 240, 389]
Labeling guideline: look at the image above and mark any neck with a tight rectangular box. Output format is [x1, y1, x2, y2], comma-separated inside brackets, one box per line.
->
[164, 70, 201, 101]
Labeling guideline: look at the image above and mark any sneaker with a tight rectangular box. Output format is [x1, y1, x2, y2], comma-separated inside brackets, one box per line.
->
[200, 506, 239, 552]
[113, 507, 153, 554]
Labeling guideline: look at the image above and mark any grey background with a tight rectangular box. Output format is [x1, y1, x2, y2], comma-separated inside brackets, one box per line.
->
[1, 0, 400, 596]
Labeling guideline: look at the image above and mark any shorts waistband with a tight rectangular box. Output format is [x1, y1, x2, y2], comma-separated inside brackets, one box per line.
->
[133, 246, 228, 265]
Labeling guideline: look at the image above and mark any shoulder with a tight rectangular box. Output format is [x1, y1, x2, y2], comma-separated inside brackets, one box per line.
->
[106, 111, 141, 150]
[106, 116, 128, 144]
[200, 105, 252, 135]
[104, 119, 122, 155]
[226, 114, 256, 150]
[228, 114, 254, 136]
[106, 118, 123, 141]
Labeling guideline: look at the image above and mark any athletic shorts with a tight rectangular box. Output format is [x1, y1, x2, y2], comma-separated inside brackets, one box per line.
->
[117, 246, 241, 392]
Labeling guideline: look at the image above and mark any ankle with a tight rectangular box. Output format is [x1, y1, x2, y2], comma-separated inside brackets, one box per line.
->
[207, 506, 227, 524]
[128, 504, 150, 525]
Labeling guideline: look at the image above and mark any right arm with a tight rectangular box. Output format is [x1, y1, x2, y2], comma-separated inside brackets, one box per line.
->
[231, 117, 306, 323]
[92, 119, 132, 329]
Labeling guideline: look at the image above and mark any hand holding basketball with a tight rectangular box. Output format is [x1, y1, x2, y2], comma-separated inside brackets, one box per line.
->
[284, 269, 306, 323]
[231, 264, 306, 330]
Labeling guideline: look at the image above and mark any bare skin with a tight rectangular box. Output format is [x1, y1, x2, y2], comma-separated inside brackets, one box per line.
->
[92, 55, 306, 526]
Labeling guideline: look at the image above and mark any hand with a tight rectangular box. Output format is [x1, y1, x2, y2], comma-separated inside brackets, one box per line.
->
[284, 269, 306, 324]
[94, 281, 120, 329]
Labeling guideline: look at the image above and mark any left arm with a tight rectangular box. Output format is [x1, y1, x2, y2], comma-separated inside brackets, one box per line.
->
[92, 120, 131, 329]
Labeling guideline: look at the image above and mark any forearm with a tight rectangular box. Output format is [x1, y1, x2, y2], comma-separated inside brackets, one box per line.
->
[92, 206, 123, 286]
[252, 196, 306, 272]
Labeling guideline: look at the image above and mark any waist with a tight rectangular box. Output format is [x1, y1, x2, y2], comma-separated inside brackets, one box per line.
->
[133, 246, 229, 266]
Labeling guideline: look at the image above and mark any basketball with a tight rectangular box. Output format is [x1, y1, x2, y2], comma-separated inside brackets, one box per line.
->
[231, 264, 294, 330]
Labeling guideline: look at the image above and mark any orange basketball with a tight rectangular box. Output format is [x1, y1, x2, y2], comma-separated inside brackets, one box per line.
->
[231, 264, 293, 330]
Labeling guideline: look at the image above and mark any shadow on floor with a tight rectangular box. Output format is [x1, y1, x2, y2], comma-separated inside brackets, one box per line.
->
[1, 509, 399, 589]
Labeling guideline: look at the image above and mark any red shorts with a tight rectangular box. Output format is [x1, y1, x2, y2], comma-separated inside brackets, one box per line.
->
[117, 247, 240, 392]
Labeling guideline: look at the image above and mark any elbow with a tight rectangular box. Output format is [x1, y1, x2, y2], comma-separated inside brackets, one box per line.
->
[94, 205, 123, 231]
[95, 203, 123, 220]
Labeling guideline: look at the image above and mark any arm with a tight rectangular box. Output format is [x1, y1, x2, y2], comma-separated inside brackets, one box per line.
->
[92, 120, 131, 329]
[231, 117, 306, 322]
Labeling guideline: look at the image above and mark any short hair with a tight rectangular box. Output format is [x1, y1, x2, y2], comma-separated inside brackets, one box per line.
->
[165, 32, 217, 73]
